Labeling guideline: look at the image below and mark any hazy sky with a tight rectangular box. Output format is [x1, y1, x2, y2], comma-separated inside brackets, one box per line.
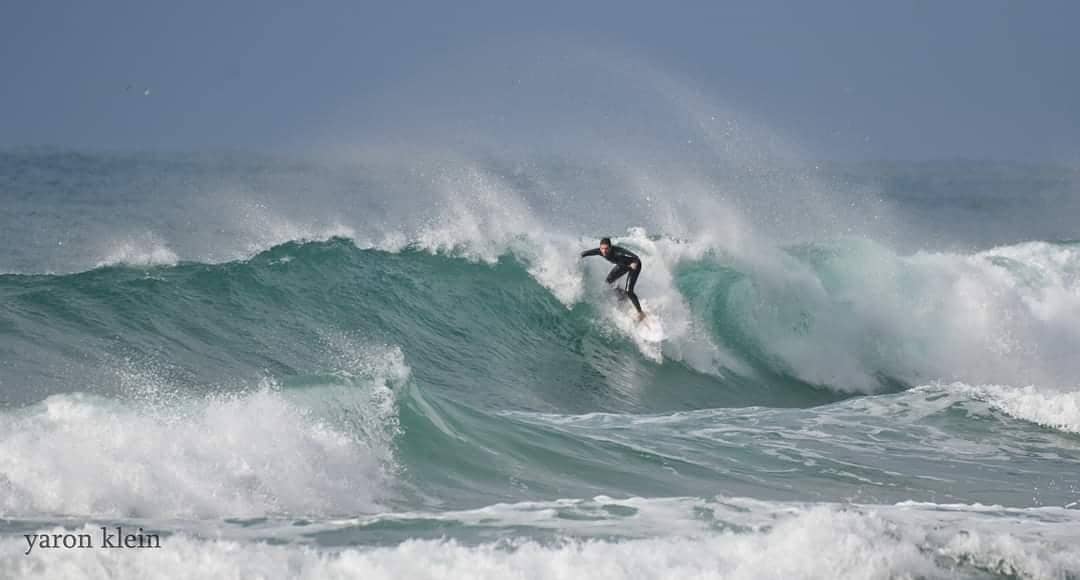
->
[1, 0, 1077, 160]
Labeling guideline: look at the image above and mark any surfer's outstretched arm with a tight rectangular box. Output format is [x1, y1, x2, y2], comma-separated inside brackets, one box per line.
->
[580, 248, 601, 258]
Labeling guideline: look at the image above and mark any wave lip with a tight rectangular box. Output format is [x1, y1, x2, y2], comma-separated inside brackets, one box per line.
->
[93, 237, 179, 269]
[952, 382, 1080, 434]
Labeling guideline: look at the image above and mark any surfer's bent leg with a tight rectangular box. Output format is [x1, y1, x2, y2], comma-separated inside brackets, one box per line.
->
[625, 265, 643, 314]
[606, 265, 628, 285]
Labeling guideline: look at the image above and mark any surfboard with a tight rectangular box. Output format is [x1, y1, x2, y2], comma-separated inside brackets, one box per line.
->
[612, 287, 651, 321]
[609, 288, 663, 360]
[632, 311, 663, 342]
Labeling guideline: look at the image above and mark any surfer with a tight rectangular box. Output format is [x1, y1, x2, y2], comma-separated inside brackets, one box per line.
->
[581, 237, 646, 320]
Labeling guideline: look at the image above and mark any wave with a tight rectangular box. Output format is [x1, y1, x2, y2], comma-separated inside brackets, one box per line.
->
[4, 342, 1077, 524]
[6, 150, 1079, 399]
[6, 235, 1080, 518]
[5, 272, 1080, 521]
[952, 382, 1080, 435]
[86, 231, 181, 269]
[6, 235, 1080, 397]
[4, 498, 1079, 579]
[477, 383, 1080, 507]
[0, 346, 406, 519]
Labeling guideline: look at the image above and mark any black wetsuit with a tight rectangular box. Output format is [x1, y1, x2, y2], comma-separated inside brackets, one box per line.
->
[581, 245, 643, 314]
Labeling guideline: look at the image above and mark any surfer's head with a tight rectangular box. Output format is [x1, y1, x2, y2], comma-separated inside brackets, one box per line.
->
[599, 237, 611, 256]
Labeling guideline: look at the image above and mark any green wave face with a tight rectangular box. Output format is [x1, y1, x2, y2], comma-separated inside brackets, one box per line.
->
[0, 239, 842, 409]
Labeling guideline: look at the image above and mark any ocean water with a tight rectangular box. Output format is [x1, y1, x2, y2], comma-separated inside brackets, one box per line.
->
[2, 149, 1080, 578]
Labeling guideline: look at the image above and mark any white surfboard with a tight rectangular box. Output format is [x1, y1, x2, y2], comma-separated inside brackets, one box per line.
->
[608, 290, 664, 362]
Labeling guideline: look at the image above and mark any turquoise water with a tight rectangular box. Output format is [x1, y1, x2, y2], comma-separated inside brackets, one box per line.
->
[2, 151, 1079, 578]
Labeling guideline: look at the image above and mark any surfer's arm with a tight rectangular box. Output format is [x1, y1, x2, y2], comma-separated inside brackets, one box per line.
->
[580, 248, 601, 258]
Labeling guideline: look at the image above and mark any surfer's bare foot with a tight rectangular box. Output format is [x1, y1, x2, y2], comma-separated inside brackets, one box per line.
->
[636, 312, 646, 322]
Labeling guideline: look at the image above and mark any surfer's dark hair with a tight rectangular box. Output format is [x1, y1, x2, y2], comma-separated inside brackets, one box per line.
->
[600, 237, 612, 246]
